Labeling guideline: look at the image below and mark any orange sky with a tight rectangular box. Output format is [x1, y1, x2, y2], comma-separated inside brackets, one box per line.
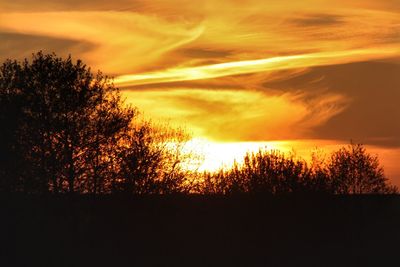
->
[1, 0, 399, 184]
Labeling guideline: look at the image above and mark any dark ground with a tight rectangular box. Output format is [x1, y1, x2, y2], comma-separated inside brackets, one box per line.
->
[1, 194, 399, 267]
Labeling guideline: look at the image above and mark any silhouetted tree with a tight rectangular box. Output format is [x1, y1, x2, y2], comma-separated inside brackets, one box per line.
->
[200, 163, 242, 195]
[116, 121, 195, 194]
[0, 59, 27, 192]
[201, 170, 226, 194]
[0, 52, 134, 193]
[328, 143, 397, 194]
[304, 150, 333, 193]
[81, 82, 134, 194]
[237, 150, 324, 194]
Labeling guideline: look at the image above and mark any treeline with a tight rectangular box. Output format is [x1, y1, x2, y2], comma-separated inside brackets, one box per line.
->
[0, 52, 397, 195]
[198, 146, 397, 194]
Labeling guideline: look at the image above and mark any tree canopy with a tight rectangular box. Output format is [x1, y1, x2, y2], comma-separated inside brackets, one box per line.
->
[328, 143, 397, 194]
[0, 52, 135, 193]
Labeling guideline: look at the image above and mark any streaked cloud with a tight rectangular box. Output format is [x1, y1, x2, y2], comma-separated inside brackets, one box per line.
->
[114, 48, 399, 86]
[288, 14, 344, 27]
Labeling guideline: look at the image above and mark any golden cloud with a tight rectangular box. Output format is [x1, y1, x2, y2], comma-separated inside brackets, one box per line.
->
[122, 89, 349, 141]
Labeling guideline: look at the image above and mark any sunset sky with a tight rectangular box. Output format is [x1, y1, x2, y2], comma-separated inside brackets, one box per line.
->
[1, 1, 399, 184]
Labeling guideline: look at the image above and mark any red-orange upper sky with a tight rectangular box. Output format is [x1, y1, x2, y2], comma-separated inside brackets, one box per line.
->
[1, 0, 399, 183]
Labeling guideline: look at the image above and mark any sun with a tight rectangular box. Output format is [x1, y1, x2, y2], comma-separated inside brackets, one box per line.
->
[184, 138, 288, 172]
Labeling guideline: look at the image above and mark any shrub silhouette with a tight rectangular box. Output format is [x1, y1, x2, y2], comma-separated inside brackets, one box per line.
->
[200, 150, 326, 195]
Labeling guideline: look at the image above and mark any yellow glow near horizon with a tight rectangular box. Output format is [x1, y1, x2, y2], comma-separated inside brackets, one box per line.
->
[184, 138, 347, 172]
[185, 139, 400, 183]
[184, 138, 286, 172]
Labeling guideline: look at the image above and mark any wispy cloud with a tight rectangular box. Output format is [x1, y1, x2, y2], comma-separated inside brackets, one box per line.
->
[122, 89, 349, 142]
[114, 48, 399, 86]
[0, 11, 204, 73]
[288, 13, 344, 27]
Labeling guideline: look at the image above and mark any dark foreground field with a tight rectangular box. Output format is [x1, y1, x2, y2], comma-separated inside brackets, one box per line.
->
[1, 194, 400, 267]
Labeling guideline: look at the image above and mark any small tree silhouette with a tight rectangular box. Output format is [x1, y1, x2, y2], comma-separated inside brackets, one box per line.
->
[328, 143, 397, 194]
[116, 120, 194, 194]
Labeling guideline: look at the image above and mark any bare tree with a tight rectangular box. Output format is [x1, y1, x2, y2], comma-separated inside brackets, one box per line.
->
[328, 143, 397, 194]
[117, 120, 195, 194]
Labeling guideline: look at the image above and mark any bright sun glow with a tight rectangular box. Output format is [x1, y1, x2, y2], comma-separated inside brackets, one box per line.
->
[185, 138, 292, 172]
[185, 139, 400, 181]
